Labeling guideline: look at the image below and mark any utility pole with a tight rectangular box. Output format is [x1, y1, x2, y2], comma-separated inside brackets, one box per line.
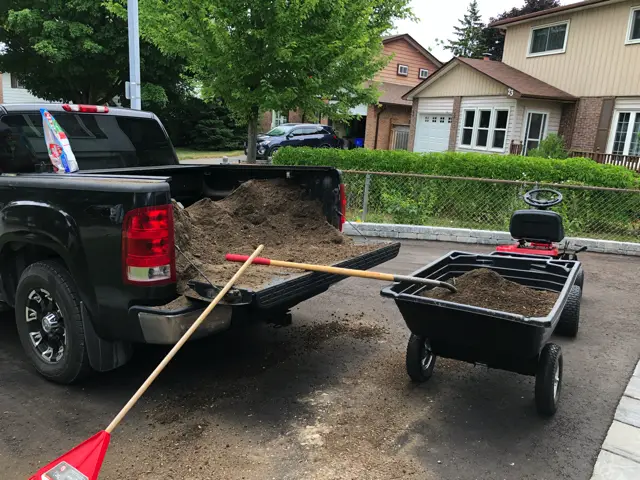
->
[127, 0, 142, 110]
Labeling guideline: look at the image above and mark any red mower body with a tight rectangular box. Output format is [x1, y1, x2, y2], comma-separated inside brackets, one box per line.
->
[496, 242, 559, 258]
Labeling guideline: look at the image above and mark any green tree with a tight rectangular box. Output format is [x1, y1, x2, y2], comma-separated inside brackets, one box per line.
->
[445, 0, 488, 58]
[483, 0, 560, 60]
[0, 0, 187, 105]
[108, 0, 412, 162]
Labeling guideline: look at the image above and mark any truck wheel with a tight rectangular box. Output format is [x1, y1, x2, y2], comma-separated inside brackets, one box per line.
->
[535, 343, 562, 416]
[575, 268, 584, 289]
[556, 285, 581, 338]
[406, 334, 436, 383]
[15, 260, 92, 384]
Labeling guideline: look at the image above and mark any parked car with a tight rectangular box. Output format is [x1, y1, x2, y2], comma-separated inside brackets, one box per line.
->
[246, 123, 341, 159]
[0, 104, 397, 384]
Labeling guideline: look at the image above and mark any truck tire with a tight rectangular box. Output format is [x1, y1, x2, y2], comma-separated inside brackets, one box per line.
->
[15, 260, 92, 384]
[406, 334, 436, 383]
[535, 343, 562, 416]
[556, 285, 581, 338]
[575, 268, 584, 289]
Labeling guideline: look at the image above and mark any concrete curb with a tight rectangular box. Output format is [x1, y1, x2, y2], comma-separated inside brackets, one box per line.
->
[590, 361, 640, 479]
[343, 222, 640, 256]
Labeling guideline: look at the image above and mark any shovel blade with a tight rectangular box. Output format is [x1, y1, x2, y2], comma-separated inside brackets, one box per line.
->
[29, 430, 110, 480]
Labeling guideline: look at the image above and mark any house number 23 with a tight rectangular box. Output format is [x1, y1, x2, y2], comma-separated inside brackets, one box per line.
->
[507, 88, 514, 97]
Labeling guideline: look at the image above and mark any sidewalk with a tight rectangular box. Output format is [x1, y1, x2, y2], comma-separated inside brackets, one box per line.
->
[591, 360, 640, 479]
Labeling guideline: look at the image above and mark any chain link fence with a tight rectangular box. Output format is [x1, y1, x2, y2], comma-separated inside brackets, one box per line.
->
[342, 171, 640, 243]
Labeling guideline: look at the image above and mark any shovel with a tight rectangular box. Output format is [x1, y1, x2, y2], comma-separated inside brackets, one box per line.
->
[29, 245, 265, 480]
[225, 253, 457, 293]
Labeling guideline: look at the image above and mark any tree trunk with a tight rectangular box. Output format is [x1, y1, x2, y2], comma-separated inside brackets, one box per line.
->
[246, 106, 260, 164]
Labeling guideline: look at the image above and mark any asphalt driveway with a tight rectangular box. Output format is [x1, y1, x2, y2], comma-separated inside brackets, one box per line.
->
[0, 241, 638, 479]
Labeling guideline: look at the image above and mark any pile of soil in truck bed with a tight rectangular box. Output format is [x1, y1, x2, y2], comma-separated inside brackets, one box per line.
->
[421, 268, 559, 317]
[173, 179, 378, 294]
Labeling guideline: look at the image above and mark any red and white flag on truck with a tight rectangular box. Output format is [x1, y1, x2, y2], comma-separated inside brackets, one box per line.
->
[41, 108, 79, 173]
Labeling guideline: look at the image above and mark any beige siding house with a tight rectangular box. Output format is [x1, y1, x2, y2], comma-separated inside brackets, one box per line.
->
[0, 73, 49, 104]
[405, 0, 640, 159]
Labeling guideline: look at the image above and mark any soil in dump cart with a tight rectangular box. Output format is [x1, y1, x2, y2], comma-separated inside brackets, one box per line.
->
[421, 269, 559, 317]
[173, 179, 378, 294]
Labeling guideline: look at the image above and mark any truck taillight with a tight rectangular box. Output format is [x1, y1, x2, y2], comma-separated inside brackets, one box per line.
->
[122, 205, 175, 285]
[339, 183, 347, 231]
[62, 104, 109, 113]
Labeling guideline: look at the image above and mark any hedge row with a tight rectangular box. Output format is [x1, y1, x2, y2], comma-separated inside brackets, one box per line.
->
[274, 147, 640, 189]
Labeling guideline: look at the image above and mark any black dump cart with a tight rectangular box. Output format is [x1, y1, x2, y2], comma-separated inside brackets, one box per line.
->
[381, 251, 583, 416]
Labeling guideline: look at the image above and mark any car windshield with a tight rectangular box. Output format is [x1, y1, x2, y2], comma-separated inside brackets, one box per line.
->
[265, 126, 293, 136]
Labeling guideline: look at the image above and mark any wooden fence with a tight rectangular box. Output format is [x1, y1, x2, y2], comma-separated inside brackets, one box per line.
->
[508, 141, 640, 172]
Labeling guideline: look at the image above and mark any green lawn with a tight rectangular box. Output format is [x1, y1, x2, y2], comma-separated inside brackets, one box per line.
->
[175, 148, 244, 160]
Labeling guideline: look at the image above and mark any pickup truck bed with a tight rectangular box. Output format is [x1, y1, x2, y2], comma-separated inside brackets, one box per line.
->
[0, 104, 400, 383]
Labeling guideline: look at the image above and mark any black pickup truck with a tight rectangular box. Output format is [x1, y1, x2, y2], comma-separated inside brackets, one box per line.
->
[0, 104, 398, 384]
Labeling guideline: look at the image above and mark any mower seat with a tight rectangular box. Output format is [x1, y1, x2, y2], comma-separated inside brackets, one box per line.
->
[509, 209, 564, 243]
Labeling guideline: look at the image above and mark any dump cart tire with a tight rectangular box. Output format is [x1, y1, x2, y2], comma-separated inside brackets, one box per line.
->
[575, 268, 584, 289]
[15, 260, 92, 384]
[535, 343, 563, 416]
[406, 334, 436, 383]
[556, 285, 581, 338]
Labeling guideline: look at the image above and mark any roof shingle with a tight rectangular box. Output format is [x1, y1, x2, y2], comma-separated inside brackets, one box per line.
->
[378, 82, 413, 106]
[456, 58, 575, 100]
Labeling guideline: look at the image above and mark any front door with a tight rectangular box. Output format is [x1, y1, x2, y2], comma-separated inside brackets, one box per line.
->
[523, 112, 548, 154]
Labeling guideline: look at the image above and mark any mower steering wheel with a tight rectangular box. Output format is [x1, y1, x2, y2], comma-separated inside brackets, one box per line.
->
[523, 188, 563, 209]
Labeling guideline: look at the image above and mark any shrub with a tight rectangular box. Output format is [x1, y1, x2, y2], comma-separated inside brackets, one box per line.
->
[273, 147, 640, 189]
[527, 134, 568, 159]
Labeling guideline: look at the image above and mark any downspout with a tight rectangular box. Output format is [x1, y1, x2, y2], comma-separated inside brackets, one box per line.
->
[373, 104, 386, 149]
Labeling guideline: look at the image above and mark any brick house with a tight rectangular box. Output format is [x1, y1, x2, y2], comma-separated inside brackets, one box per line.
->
[260, 34, 442, 150]
[405, 0, 640, 159]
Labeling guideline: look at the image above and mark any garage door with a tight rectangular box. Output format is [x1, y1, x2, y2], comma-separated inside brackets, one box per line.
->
[414, 113, 452, 153]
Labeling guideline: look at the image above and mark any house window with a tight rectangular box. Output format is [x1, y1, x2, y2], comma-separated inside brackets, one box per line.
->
[271, 111, 288, 129]
[610, 111, 640, 156]
[528, 21, 569, 56]
[492, 110, 509, 149]
[476, 110, 492, 147]
[397, 64, 409, 76]
[10, 74, 25, 89]
[461, 108, 510, 150]
[461, 110, 475, 146]
[627, 7, 640, 44]
[418, 68, 429, 79]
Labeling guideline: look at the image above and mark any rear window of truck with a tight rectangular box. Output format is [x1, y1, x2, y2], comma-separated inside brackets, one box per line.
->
[0, 112, 178, 173]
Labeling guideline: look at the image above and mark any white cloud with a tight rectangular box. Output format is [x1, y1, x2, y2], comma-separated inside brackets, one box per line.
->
[393, 0, 568, 62]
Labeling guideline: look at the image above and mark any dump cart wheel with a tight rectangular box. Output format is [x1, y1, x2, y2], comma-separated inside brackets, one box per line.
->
[406, 334, 436, 383]
[575, 268, 584, 289]
[535, 343, 563, 416]
[15, 260, 92, 384]
[556, 285, 581, 338]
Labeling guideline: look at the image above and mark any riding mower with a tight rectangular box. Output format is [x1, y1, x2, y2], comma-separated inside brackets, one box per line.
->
[494, 188, 586, 288]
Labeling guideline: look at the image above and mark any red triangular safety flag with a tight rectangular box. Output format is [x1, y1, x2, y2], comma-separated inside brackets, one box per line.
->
[29, 431, 110, 480]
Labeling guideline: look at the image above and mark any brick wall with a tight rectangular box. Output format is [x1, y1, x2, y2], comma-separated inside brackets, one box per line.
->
[570, 97, 604, 151]
[363, 104, 411, 150]
[364, 105, 411, 150]
[288, 109, 303, 123]
[448, 96, 462, 151]
[407, 98, 419, 152]
[260, 111, 273, 133]
[364, 105, 379, 149]
[558, 102, 577, 149]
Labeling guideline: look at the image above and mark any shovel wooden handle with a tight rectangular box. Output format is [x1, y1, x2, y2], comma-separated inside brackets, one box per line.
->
[225, 254, 457, 293]
[105, 245, 265, 434]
